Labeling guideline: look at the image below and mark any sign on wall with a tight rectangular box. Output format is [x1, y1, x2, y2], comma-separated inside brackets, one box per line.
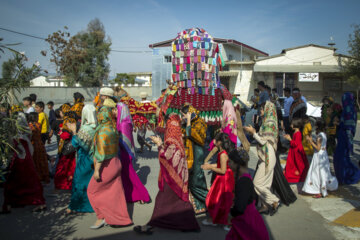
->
[299, 73, 319, 82]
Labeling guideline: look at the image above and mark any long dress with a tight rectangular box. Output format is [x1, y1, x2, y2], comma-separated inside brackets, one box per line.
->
[116, 103, 150, 203]
[333, 123, 360, 184]
[54, 130, 76, 190]
[3, 139, 45, 209]
[184, 116, 208, 214]
[29, 122, 50, 183]
[148, 114, 200, 231]
[284, 131, 309, 183]
[87, 157, 132, 225]
[88, 105, 132, 226]
[206, 150, 234, 225]
[68, 135, 94, 212]
[303, 133, 338, 196]
[226, 173, 269, 240]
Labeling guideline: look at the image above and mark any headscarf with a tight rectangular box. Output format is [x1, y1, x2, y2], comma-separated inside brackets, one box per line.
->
[158, 114, 189, 202]
[340, 92, 357, 153]
[59, 104, 76, 153]
[222, 99, 237, 131]
[77, 104, 97, 148]
[92, 106, 118, 162]
[257, 101, 278, 172]
[15, 111, 33, 158]
[103, 98, 117, 108]
[71, 92, 85, 120]
[116, 102, 135, 158]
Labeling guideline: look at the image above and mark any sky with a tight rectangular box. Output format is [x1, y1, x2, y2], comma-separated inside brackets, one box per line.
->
[0, 0, 359, 77]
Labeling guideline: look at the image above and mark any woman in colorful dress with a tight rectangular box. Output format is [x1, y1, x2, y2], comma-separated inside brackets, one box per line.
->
[283, 118, 309, 183]
[54, 104, 77, 190]
[180, 104, 208, 214]
[134, 114, 200, 234]
[71, 92, 85, 121]
[333, 92, 360, 185]
[2, 106, 46, 213]
[201, 132, 235, 227]
[116, 102, 150, 203]
[66, 104, 97, 214]
[226, 149, 269, 240]
[302, 116, 314, 163]
[28, 112, 50, 183]
[87, 99, 132, 229]
[244, 101, 280, 215]
[302, 119, 338, 197]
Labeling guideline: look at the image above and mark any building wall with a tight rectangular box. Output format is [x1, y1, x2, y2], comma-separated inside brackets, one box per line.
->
[14, 86, 152, 104]
[230, 64, 255, 103]
[221, 44, 252, 61]
[151, 47, 172, 99]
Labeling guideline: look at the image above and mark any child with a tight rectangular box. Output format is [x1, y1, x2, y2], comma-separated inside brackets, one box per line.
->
[23, 97, 35, 113]
[201, 133, 235, 228]
[35, 101, 49, 145]
[226, 149, 269, 240]
[283, 118, 309, 183]
[302, 120, 338, 198]
[30, 93, 37, 108]
[302, 116, 314, 162]
[27, 112, 50, 183]
[47, 101, 56, 126]
[49, 108, 63, 145]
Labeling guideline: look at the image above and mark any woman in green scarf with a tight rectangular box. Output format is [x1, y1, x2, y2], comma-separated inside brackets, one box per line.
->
[87, 99, 132, 229]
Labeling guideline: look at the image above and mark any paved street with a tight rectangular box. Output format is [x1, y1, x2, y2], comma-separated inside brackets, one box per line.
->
[0, 123, 359, 240]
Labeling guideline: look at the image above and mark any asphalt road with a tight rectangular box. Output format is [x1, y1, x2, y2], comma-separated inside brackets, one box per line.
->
[0, 121, 359, 239]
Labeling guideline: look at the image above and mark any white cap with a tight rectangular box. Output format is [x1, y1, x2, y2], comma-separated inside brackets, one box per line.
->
[140, 92, 148, 99]
[100, 87, 114, 97]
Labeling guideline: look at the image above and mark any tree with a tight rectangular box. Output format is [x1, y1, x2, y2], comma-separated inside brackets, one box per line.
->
[114, 73, 135, 85]
[74, 18, 111, 87]
[343, 24, 360, 108]
[0, 51, 41, 170]
[44, 19, 111, 87]
[44, 27, 86, 86]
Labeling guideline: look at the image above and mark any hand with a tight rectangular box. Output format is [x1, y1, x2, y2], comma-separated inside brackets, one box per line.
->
[306, 135, 312, 142]
[284, 134, 292, 141]
[93, 171, 100, 181]
[150, 136, 163, 147]
[66, 122, 77, 134]
[201, 164, 212, 171]
[243, 125, 256, 135]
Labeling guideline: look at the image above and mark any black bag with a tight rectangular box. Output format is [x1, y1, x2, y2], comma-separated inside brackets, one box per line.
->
[62, 140, 76, 156]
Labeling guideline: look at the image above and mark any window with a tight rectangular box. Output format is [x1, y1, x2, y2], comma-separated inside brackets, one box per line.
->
[324, 77, 342, 91]
[228, 54, 233, 61]
[164, 55, 172, 63]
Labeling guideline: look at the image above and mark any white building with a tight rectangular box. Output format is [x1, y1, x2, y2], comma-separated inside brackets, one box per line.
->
[30, 76, 67, 87]
[253, 44, 351, 103]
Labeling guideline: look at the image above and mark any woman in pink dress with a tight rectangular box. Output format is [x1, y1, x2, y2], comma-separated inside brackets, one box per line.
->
[116, 102, 150, 203]
[87, 99, 132, 229]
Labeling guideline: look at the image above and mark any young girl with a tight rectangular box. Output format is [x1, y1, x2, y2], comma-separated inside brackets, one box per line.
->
[201, 133, 235, 227]
[284, 118, 309, 183]
[226, 149, 269, 240]
[302, 120, 338, 198]
[28, 112, 50, 183]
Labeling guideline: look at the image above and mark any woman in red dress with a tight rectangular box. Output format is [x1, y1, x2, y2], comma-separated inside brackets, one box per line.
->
[201, 133, 235, 227]
[54, 104, 76, 190]
[2, 108, 46, 213]
[284, 118, 309, 183]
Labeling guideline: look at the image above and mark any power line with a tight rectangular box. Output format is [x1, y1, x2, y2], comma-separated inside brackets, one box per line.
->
[0, 27, 46, 40]
[0, 26, 152, 53]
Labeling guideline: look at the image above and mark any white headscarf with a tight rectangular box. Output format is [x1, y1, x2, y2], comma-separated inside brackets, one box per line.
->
[77, 104, 97, 147]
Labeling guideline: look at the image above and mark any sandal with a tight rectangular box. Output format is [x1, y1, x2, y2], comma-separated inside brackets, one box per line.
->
[312, 194, 322, 199]
[133, 225, 153, 235]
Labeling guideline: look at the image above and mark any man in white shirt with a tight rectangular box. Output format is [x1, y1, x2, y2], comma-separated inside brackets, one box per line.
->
[23, 96, 35, 113]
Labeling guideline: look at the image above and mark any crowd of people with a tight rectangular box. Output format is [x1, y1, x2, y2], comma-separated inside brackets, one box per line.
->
[0, 82, 359, 239]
